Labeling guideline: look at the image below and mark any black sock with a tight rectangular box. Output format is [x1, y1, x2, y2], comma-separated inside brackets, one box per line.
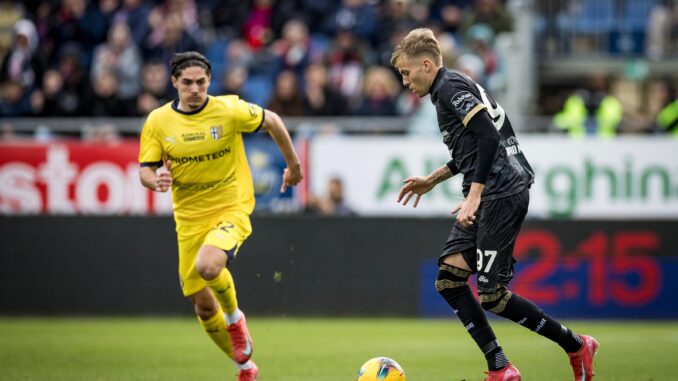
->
[496, 292, 583, 353]
[437, 265, 509, 370]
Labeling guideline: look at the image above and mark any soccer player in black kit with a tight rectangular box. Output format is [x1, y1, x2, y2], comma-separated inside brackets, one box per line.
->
[392, 28, 599, 381]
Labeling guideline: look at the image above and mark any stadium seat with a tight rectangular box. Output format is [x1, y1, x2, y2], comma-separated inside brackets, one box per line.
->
[609, 0, 656, 54]
[206, 38, 229, 94]
[572, 0, 615, 34]
[243, 74, 273, 106]
[623, 0, 656, 32]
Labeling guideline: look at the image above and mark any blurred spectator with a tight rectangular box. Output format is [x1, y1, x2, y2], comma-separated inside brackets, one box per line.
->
[30, 69, 70, 116]
[325, 0, 378, 43]
[267, 69, 304, 116]
[354, 66, 399, 116]
[54, 43, 87, 116]
[148, 0, 202, 47]
[1, 19, 44, 90]
[297, 0, 335, 33]
[140, 60, 171, 100]
[0, 79, 32, 116]
[455, 52, 485, 82]
[461, 0, 513, 37]
[430, 0, 473, 36]
[31, 1, 57, 65]
[377, 0, 420, 47]
[209, 0, 249, 38]
[136, 92, 159, 116]
[224, 38, 254, 71]
[304, 176, 355, 216]
[646, 0, 678, 59]
[53, 0, 107, 67]
[221, 65, 248, 99]
[655, 78, 678, 138]
[242, 0, 275, 50]
[553, 73, 623, 138]
[0, 1, 24, 54]
[438, 30, 460, 67]
[136, 60, 172, 115]
[91, 22, 142, 103]
[272, 19, 313, 76]
[326, 29, 367, 101]
[301, 63, 348, 116]
[113, 0, 152, 48]
[79, 0, 120, 54]
[464, 23, 503, 92]
[144, 11, 201, 67]
[87, 70, 131, 116]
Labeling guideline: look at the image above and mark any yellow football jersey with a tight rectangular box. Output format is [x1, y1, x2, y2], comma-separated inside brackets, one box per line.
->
[139, 95, 264, 224]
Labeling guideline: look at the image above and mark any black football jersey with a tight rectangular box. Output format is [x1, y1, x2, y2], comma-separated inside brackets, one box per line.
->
[429, 67, 534, 200]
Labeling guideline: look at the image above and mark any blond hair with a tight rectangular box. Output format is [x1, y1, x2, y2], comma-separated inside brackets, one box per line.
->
[390, 28, 442, 67]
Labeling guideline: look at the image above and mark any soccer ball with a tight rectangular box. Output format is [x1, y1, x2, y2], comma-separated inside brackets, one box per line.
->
[356, 357, 406, 381]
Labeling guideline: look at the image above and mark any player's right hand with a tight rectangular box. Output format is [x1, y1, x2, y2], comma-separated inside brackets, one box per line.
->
[280, 165, 303, 193]
[155, 160, 172, 192]
[397, 176, 434, 208]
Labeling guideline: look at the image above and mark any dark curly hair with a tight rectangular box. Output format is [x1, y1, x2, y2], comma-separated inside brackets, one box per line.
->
[170, 51, 211, 78]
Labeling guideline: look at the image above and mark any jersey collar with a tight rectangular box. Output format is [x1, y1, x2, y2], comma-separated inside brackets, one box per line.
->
[172, 97, 210, 115]
[429, 66, 447, 103]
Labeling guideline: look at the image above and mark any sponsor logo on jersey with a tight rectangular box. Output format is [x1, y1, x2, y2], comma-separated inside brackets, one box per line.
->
[168, 147, 231, 165]
[451, 91, 474, 111]
[182, 132, 205, 142]
[504, 136, 523, 156]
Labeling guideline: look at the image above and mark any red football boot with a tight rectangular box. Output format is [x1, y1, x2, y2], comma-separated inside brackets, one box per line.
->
[237, 361, 258, 381]
[568, 335, 599, 381]
[484, 363, 521, 381]
[226, 313, 253, 364]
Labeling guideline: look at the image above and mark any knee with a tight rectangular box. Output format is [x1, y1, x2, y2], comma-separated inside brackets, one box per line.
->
[190, 293, 219, 320]
[435, 263, 472, 297]
[196, 250, 224, 281]
[479, 285, 512, 314]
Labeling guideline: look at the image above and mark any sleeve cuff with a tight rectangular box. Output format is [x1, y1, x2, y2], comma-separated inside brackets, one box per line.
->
[249, 109, 265, 133]
[446, 159, 459, 176]
[140, 161, 163, 168]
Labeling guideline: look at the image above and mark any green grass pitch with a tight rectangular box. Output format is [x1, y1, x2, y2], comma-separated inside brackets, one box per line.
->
[0, 317, 676, 380]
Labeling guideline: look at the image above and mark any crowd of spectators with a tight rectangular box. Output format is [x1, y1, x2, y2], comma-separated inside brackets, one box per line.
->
[0, 0, 515, 119]
[1, 0, 676, 138]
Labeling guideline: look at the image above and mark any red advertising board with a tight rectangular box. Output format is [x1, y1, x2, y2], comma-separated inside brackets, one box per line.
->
[0, 140, 172, 215]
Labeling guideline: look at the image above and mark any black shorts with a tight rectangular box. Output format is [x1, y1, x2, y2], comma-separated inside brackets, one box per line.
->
[439, 187, 529, 294]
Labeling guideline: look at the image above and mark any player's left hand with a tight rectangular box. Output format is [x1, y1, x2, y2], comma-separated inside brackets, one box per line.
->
[452, 196, 480, 227]
[281, 164, 303, 192]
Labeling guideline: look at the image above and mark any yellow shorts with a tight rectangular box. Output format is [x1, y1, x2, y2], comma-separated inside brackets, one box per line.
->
[175, 209, 252, 297]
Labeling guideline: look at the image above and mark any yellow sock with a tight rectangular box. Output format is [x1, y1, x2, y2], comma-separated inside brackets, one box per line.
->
[204, 268, 238, 314]
[198, 308, 234, 359]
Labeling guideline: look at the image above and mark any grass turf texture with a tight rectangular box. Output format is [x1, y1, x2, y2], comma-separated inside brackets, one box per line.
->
[0, 317, 675, 381]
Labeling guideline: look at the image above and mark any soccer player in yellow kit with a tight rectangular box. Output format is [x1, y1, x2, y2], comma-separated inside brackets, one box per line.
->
[138, 51, 302, 381]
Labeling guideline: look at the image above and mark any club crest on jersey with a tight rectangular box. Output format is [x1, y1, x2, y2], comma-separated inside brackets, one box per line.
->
[210, 125, 224, 140]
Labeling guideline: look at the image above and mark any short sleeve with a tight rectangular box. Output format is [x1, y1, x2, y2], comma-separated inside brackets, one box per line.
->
[138, 115, 163, 167]
[234, 98, 265, 133]
[441, 83, 487, 126]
